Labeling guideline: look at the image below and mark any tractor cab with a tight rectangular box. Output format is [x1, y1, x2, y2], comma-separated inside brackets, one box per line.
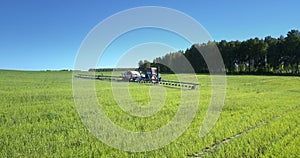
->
[145, 67, 161, 82]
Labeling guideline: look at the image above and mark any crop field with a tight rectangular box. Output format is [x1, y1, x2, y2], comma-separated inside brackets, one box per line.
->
[0, 70, 299, 157]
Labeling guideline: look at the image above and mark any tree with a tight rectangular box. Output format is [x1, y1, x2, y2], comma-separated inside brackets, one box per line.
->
[284, 30, 300, 74]
[140, 29, 300, 76]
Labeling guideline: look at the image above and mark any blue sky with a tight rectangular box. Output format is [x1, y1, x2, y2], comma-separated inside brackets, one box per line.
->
[0, 0, 299, 70]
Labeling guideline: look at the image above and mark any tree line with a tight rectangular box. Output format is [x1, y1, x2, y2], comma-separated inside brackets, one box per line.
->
[88, 68, 136, 72]
[139, 29, 300, 75]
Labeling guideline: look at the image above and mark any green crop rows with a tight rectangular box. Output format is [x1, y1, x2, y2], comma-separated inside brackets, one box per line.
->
[0, 70, 299, 157]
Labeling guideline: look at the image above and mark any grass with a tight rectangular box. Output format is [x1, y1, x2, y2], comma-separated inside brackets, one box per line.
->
[0, 70, 299, 157]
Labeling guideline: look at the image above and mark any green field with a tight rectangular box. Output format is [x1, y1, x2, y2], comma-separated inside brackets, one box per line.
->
[0, 70, 299, 157]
